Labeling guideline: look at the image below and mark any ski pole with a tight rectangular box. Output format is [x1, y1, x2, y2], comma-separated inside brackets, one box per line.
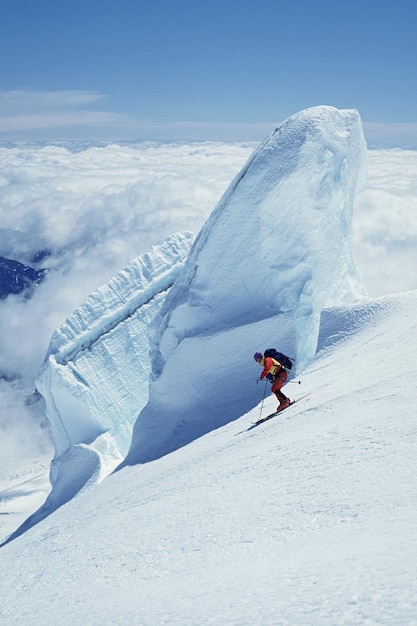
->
[288, 379, 301, 384]
[258, 379, 268, 421]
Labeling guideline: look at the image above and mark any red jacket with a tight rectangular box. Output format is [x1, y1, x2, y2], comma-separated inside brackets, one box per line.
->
[260, 356, 282, 379]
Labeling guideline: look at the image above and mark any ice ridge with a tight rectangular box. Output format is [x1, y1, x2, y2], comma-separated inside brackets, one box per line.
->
[36, 232, 193, 481]
[124, 105, 368, 465]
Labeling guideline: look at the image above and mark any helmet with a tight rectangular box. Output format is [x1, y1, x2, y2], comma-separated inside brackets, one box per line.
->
[253, 352, 263, 362]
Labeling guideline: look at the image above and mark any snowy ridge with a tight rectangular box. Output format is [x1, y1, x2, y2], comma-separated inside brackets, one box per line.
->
[24, 232, 193, 539]
[47, 231, 194, 363]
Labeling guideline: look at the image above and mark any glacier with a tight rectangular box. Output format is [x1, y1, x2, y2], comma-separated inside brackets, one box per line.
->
[124, 105, 367, 464]
[153, 106, 367, 374]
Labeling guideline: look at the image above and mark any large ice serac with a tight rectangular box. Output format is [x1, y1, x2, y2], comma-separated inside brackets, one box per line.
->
[154, 106, 367, 376]
[125, 106, 367, 464]
[36, 232, 193, 487]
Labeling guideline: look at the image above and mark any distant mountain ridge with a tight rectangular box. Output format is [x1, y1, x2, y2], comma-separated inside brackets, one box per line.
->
[0, 256, 45, 299]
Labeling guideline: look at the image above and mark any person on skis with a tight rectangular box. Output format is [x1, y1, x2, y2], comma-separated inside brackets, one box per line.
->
[254, 351, 291, 412]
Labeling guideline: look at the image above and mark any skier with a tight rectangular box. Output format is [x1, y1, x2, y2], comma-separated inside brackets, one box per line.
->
[253, 351, 291, 412]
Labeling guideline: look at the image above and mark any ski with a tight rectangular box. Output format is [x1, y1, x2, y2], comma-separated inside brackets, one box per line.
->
[251, 393, 311, 426]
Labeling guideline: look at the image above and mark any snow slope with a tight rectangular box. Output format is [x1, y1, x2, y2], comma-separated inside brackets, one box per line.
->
[1, 289, 416, 625]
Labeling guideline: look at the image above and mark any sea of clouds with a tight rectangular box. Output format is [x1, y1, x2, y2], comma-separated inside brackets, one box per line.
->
[1, 140, 416, 469]
[354, 148, 417, 295]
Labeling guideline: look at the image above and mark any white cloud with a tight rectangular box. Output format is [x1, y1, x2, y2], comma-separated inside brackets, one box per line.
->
[0, 91, 289, 141]
[0, 89, 122, 134]
[363, 122, 417, 149]
[1, 91, 417, 146]
[354, 149, 417, 297]
[0, 111, 123, 132]
[0, 90, 106, 112]
[118, 121, 279, 142]
[0, 379, 52, 473]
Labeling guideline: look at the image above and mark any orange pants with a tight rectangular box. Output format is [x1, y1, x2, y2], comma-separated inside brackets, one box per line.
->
[272, 369, 288, 402]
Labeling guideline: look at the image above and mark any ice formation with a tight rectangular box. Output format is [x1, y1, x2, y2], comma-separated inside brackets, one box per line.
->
[124, 105, 367, 464]
[36, 232, 193, 483]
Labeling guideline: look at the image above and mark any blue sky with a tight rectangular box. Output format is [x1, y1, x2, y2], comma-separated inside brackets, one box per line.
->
[1, 0, 417, 144]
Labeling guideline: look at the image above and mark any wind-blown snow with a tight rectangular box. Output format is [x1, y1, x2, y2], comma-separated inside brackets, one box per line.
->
[124, 105, 367, 465]
[35, 232, 192, 490]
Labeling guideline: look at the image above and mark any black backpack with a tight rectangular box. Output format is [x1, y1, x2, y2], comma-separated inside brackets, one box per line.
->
[263, 348, 293, 370]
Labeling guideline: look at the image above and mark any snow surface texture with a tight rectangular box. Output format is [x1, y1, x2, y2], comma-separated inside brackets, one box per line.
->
[29, 233, 193, 517]
[125, 105, 368, 465]
[1, 289, 416, 624]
